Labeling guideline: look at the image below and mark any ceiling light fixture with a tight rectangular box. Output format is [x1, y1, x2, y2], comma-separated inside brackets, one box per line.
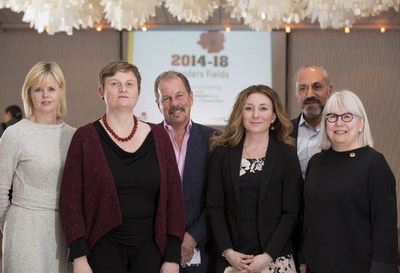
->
[164, 0, 218, 23]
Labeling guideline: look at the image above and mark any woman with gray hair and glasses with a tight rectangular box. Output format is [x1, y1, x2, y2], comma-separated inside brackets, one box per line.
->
[301, 90, 398, 273]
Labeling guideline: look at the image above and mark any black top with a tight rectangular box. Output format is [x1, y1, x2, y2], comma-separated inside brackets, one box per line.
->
[303, 146, 398, 273]
[236, 157, 264, 255]
[94, 120, 160, 246]
[69, 121, 171, 261]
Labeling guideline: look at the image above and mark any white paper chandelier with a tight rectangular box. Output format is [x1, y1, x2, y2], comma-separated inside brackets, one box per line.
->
[101, 0, 162, 31]
[304, 0, 400, 28]
[164, 0, 219, 23]
[224, 0, 306, 31]
[0, 0, 399, 34]
[3, 0, 103, 35]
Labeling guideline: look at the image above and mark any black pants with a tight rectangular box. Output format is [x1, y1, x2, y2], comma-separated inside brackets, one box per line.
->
[88, 235, 162, 273]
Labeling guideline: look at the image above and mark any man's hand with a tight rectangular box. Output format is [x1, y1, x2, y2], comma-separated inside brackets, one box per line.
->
[181, 232, 197, 265]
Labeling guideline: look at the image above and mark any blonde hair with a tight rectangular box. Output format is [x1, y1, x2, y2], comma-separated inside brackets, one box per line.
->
[317, 90, 374, 150]
[21, 61, 67, 119]
[210, 85, 294, 150]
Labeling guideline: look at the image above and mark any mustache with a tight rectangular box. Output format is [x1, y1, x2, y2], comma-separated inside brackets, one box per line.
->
[169, 107, 185, 114]
[303, 97, 321, 105]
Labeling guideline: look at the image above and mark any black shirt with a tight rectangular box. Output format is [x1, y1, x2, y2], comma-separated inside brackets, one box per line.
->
[94, 120, 160, 247]
[69, 121, 161, 260]
[236, 157, 264, 255]
[303, 146, 398, 273]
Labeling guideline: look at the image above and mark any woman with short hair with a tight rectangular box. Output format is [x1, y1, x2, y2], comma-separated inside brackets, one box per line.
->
[59, 60, 185, 273]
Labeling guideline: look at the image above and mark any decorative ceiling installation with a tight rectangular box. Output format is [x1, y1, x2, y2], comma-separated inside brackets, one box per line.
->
[101, 0, 162, 31]
[0, 0, 399, 35]
[164, 0, 219, 23]
[223, 0, 306, 31]
[304, 0, 400, 29]
[2, 0, 103, 34]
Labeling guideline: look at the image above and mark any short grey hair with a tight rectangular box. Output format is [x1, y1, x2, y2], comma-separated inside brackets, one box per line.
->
[316, 90, 374, 150]
[294, 65, 331, 92]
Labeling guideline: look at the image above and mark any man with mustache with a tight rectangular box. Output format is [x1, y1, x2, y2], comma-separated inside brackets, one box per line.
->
[291, 65, 332, 178]
[154, 71, 217, 273]
[290, 65, 332, 273]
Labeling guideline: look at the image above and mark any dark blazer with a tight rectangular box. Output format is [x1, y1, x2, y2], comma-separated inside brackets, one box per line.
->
[207, 137, 302, 273]
[290, 114, 301, 142]
[289, 114, 303, 270]
[161, 121, 217, 273]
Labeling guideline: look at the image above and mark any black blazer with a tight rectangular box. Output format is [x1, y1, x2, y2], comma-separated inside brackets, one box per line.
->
[290, 115, 301, 142]
[207, 137, 302, 272]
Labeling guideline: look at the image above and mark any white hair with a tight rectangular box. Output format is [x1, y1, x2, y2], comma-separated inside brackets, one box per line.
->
[317, 90, 374, 150]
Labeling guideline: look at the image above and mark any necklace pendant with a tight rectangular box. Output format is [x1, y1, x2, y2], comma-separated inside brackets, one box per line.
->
[349, 152, 356, 158]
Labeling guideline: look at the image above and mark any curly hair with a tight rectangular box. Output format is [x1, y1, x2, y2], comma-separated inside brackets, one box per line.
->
[209, 85, 294, 150]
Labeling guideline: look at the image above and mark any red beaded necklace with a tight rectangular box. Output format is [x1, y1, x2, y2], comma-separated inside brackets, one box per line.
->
[102, 114, 138, 142]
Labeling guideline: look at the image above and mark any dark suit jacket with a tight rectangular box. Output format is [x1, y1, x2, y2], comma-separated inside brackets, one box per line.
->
[207, 137, 302, 273]
[289, 114, 304, 269]
[290, 114, 301, 142]
[161, 121, 217, 273]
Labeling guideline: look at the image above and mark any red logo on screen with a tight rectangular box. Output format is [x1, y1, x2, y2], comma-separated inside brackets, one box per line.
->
[197, 31, 225, 53]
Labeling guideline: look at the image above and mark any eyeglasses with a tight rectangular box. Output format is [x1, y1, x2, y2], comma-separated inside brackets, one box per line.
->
[324, 113, 361, 123]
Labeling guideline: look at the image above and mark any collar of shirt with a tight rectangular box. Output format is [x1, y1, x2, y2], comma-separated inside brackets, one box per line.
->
[163, 120, 192, 181]
[298, 114, 321, 131]
[297, 114, 321, 178]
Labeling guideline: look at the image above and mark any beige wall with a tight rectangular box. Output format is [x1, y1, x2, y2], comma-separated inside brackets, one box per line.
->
[287, 29, 400, 182]
[0, 28, 121, 127]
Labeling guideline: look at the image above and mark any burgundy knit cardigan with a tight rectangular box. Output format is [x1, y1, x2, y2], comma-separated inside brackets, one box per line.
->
[59, 122, 185, 255]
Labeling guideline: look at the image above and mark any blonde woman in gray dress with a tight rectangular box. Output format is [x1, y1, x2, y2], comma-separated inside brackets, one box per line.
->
[0, 62, 75, 272]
